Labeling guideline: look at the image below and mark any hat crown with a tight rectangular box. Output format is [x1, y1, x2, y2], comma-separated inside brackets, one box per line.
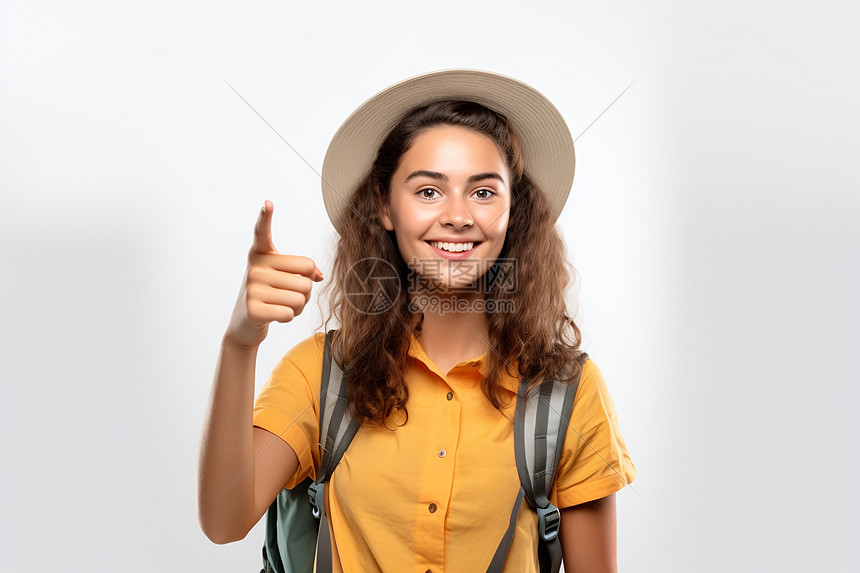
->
[321, 69, 575, 234]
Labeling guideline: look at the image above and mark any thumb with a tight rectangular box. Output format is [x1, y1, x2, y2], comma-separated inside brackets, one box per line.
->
[252, 200, 278, 254]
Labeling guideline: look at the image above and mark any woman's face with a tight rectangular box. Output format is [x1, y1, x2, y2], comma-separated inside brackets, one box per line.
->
[381, 125, 512, 292]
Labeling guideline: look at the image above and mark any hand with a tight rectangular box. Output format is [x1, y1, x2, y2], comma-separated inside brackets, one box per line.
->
[224, 200, 324, 348]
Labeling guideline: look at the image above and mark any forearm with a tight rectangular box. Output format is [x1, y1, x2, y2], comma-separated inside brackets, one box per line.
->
[197, 335, 259, 543]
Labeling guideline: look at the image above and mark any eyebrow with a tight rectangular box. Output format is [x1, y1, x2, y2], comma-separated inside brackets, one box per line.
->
[404, 170, 506, 185]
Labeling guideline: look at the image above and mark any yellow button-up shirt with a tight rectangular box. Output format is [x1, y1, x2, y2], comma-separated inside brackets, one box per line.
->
[253, 331, 636, 572]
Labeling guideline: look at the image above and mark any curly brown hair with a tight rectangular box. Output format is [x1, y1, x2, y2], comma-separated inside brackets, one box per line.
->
[316, 100, 588, 426]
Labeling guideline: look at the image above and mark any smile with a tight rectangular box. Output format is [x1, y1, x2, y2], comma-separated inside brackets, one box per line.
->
[427, 241, 477, 253]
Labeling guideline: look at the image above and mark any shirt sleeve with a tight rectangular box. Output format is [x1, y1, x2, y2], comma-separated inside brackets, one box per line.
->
[552, 359, 637, 508]
[252, 332, 326, 490]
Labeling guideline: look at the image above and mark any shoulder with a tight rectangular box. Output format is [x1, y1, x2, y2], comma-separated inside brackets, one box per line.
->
[552, 356, 637, 507]
[284, 331, 328, 361]
[256, 331, 329, 416]
[579, 358, 604, 388]
[269, 331, 328, 379]
[571, 358, 616, 420]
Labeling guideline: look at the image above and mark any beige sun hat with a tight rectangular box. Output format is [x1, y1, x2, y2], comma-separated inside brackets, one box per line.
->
[320, 68, 575, 234]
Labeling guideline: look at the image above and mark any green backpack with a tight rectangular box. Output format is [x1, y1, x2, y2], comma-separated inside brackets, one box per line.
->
[260, 330, 584, 573]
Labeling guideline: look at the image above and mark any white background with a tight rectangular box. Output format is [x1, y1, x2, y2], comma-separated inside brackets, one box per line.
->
[1, 1, 857, 571]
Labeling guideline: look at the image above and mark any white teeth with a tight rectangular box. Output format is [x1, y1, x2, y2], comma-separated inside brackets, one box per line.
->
[430, 241, 474, 253]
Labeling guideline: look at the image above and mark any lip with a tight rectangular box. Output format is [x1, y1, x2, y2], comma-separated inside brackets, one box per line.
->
[425, 240, 480, 260]
[427, 237, 483, 243]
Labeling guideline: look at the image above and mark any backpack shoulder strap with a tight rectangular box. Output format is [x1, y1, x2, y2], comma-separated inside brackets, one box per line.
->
[316, 328, 359, 483]
[308, 329, 359, 573]
[486, 362, 585, 573]
[512, 364, 583, 573]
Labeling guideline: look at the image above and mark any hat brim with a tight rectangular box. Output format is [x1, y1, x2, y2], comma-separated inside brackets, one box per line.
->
[321, 68, 575, 234]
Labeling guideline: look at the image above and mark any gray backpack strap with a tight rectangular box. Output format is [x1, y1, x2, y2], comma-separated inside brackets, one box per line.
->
[485, 486, 526, 572]
[307, 329, 359, 573]
[316, 329, 359, 482]
[513, 367, 582, 573]
[486, 366, 583, 573]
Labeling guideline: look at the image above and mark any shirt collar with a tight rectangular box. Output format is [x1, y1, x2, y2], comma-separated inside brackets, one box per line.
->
[407, 332, 520, 394]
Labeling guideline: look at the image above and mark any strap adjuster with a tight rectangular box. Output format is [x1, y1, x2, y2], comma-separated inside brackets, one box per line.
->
[536, 504, 561, 542]
[307, 481, 325, 520]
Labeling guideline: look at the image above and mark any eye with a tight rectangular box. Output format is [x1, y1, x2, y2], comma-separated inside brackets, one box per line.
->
[473, 188, 495, 199]
[418, 187, 441, 200]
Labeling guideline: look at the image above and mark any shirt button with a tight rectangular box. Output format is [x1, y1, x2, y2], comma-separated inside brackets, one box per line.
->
[446, 392, 453, 401]
[428, 503, 437, 513]
[437, 449, 447, 458]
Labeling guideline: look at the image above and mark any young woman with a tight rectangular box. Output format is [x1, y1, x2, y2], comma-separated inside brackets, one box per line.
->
[198, 70, 636, 573]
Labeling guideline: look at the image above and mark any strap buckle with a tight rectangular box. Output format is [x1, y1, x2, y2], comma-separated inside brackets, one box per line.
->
[307, 481, 325, 520]
[536, 504, 561, 542]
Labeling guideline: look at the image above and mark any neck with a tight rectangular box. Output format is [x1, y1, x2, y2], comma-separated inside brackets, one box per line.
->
[411, 289, 490, 359]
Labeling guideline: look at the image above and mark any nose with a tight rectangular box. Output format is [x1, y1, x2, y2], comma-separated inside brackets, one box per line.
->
[440, 194, 474, 229]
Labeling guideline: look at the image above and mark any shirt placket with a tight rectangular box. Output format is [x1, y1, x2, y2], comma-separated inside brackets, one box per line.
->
[413, 373, 460, 573]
